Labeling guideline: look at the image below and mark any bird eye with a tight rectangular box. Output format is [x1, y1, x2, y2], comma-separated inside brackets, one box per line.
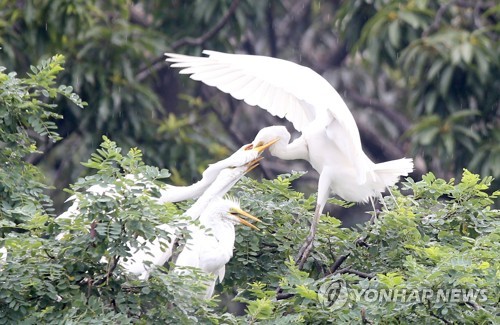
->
[243, 144, 253, 150]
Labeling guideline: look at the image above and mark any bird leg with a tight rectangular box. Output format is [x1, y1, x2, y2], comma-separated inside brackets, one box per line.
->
[369, 196, 378, 223]
[295, 204, 322, 269]
[386, 187, 398, 208]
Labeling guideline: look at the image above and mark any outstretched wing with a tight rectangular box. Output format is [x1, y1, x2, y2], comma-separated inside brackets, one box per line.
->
[165, 50, 364, 173]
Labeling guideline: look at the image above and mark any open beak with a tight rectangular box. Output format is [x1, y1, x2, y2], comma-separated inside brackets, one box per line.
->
[245, 156, 263, 173]
[254, 138, 279, 153]
[243, 138, 280, 153]
[230, 207, 262, 230]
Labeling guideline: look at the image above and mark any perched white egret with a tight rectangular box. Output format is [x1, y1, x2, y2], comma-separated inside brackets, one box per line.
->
[165, 50, 414, 265]
[121, 140, 276, 279]
[175, 197, 261, 299]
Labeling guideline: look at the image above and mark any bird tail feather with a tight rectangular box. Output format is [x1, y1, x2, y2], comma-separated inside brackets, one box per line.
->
[373, 158, 414, 187]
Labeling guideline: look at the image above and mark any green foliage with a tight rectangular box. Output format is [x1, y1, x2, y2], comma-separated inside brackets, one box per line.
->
[0, 136, 233, 323]
[338, 0, 500, 178]
[229, 170, 499, 324]
[0, 54, 85, 226]
[2, 132, 498, 323]
[1, 2, 499, 323]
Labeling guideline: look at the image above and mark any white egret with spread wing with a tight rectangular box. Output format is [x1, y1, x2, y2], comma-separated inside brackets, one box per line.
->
[165, 50, 414, 266]
[175, 197, 261, 298]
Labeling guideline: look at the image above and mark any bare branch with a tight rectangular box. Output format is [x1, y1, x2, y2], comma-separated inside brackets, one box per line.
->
[329, 254, 350, 274]
[423, 0, 456, 37]
[334, 267, 375, 279]
[276, 292, 295, 300]
[430, 310, 452, 324]
[345, 90, 411, 133]
[170, 0, 240, 49]
[137, 0, 240, 81]
[465, 301, 482, 311]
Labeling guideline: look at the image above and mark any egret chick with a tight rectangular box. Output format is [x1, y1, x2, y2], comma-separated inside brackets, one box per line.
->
[157, 139, 277, 203]
[122, 158, 262, 280]
[175, 197, 261, 299]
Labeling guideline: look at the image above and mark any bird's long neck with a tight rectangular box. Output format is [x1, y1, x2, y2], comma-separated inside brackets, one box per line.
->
[157, 179, 210, 203]
[270, 135, 309, 161]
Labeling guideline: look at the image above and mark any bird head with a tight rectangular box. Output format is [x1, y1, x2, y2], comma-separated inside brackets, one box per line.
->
[245, 126, 290, 155]
[208, 197, 262, 230]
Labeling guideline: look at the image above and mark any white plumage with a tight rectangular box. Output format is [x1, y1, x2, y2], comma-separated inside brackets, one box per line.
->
[165, 50, 414, 265]
[123, 162, 257, 280]
[55, 140, 274, 279]
[174, 197, 260, 298]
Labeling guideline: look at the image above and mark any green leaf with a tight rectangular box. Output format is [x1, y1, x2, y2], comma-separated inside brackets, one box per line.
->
[460, 42, 473, 64]
[439, 66, 454, 96]
[388, 21, 401, 47]
[296, 285, 319, 300]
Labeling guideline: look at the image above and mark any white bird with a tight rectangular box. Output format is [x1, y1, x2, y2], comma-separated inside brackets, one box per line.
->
[0, 246, 7, 265]
[175, 197, 261, 299]
[121, 140, 276, 279]
[123, 158, 261, 280]
[55, 139, 275, 274]
[157, 141, 277, 203]
[165, 50, 414, 266]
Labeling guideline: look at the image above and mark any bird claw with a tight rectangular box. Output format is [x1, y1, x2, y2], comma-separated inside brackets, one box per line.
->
[295, 238, 314, 269]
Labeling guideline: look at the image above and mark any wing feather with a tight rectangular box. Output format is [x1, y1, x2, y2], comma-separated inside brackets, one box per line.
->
[165, 50, 364, 166]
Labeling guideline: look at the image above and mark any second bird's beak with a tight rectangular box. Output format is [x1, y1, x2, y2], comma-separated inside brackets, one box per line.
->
[245, 157, 263, 173]
[231, 207, 262, 230]
[243, 138, 280, 153]
[254, 138, 280, 153]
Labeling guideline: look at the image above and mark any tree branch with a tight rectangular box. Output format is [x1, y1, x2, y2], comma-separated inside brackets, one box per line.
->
[137, 0, 240, 81]
[334, 267, 375, 279]
[329, 254, 350, 274]
[276, 292, 295, 300]
[423, 0, 456, 37]
[430, 310, 452, 324]
[170, 0, 240, 49]
[345, 90, 411, 133]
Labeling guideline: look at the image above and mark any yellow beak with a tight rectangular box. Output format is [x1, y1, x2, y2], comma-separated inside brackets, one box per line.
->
[254, 138, 280, 153]
[245, 156, 263, 173]
[231, 207, 262, 231]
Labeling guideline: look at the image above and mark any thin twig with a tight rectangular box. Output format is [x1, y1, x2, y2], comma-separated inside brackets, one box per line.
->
[137, 0, 240, 81]
[94, 255, 120, 286]
[430, 310, 452, 324]
[171, 0, 240, 49]
[465, 301, 482, 311]
[423, 0, 456, 37]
